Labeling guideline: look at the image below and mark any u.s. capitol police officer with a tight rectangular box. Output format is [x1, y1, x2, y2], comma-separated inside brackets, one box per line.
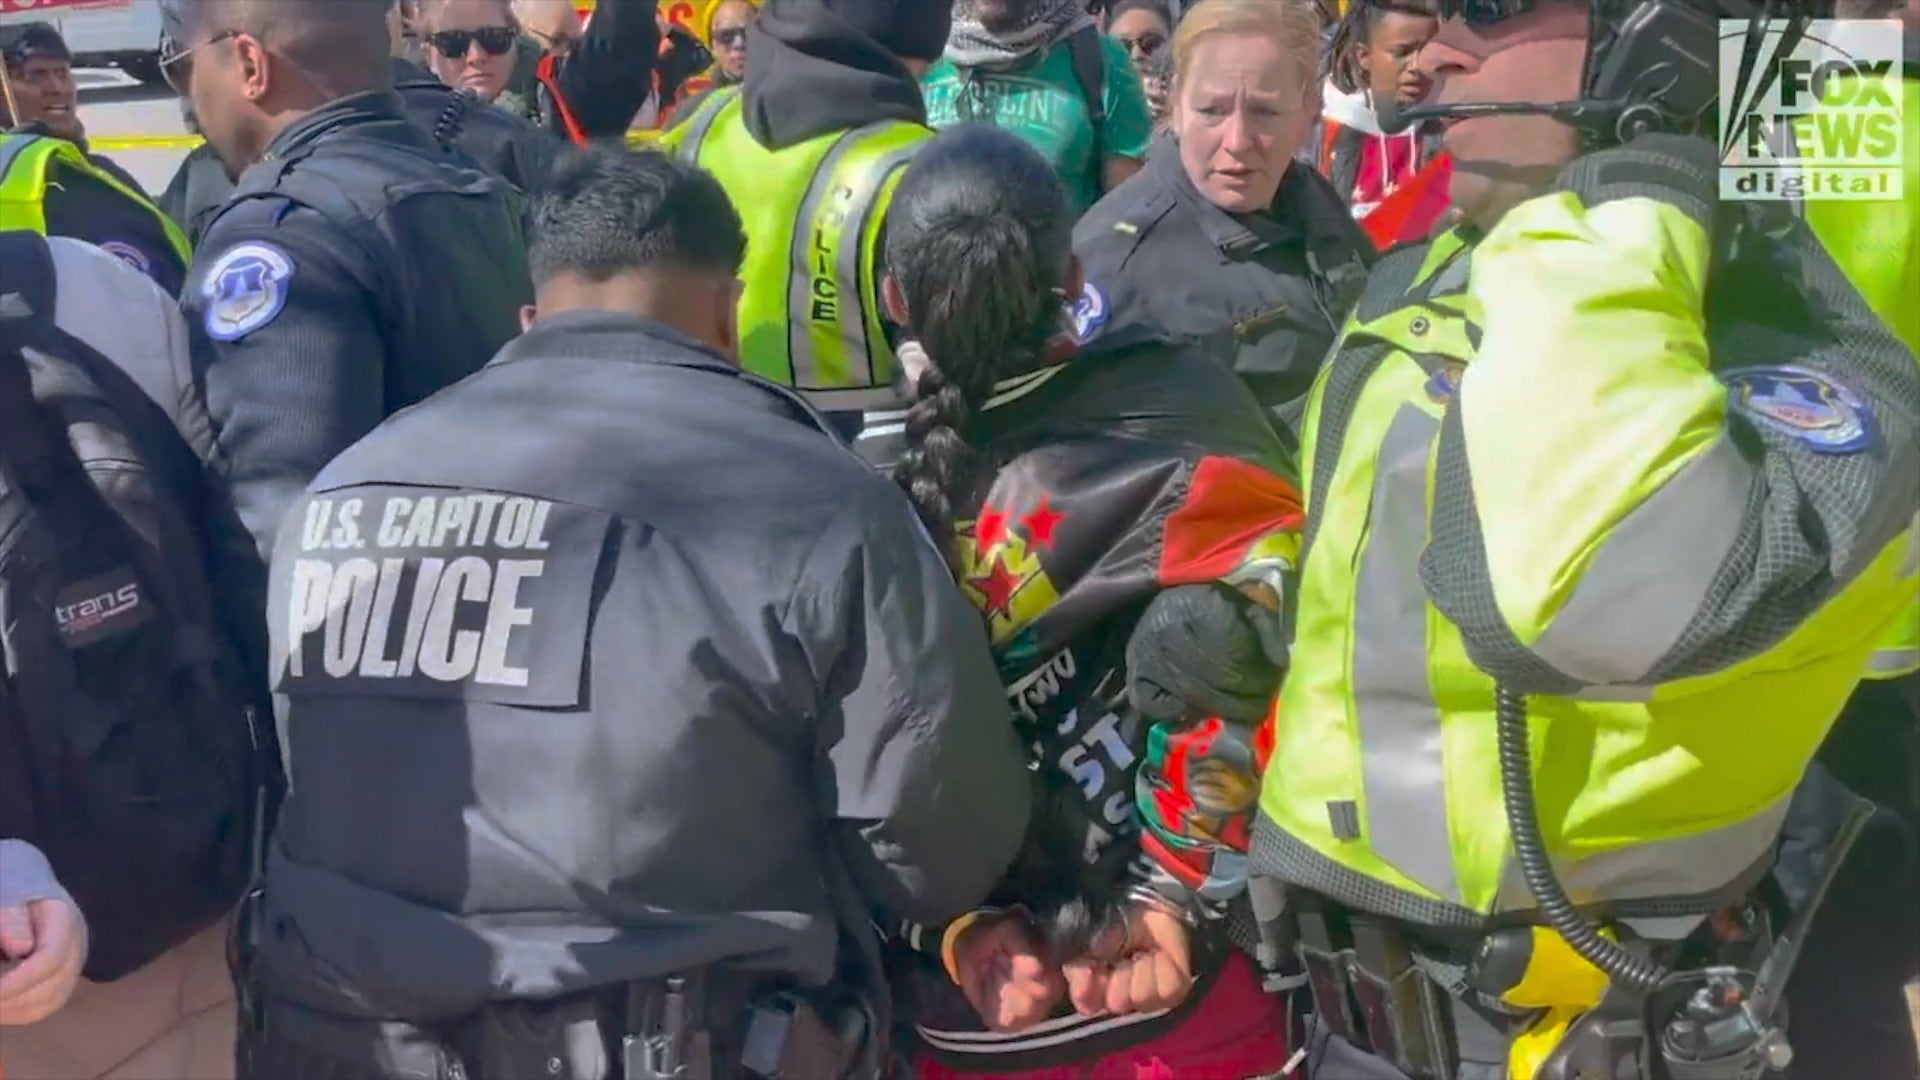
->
[164, 0, 530, 586]
[246, 147, 1032, 1079]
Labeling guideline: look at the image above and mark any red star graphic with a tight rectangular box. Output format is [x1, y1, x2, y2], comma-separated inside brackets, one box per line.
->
[968, 556, 1023, 617]
[1020, 495, 1066, 549]
[975, 502, 1011, 551]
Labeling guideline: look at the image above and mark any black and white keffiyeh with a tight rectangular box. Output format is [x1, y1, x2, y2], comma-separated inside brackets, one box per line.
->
[945, 0, 1097, 68]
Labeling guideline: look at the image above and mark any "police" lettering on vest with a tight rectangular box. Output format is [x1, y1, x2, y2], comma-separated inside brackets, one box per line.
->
[276, 487, 611, 705]
[286, 554, 542, 686]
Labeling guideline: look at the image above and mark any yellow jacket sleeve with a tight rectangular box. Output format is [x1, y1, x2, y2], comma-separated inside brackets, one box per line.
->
[1422, 153, 1920, 694]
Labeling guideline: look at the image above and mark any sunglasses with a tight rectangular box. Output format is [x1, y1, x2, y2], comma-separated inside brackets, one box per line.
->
[429, 26, 517, 60]
[1115, 32, 1165, 57]
[159, 27, 240, 94]
[1434, 0, 1537, 26]
[713, 27, 747, 49]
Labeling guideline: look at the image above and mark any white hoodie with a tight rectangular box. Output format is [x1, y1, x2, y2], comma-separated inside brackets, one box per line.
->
[1319, 78, 1425, 220]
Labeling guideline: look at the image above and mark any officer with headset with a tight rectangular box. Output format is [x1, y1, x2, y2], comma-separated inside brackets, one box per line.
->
[1245, 1, 1920, 1077]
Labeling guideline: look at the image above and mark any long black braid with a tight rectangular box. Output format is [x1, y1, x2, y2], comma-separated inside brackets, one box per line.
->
[884, 125, 1075, 555]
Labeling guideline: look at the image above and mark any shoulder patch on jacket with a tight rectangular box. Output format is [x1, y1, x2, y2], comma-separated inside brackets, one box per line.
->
[200, 242, 294, 342]
[1069, 282, 1111, 342]
[1724, 365, 1876, 454]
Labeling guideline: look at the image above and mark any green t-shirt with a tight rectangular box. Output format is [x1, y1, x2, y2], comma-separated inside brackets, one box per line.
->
[922, 34, 1152, 215]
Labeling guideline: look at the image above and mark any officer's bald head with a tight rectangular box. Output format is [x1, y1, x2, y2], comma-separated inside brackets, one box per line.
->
[171, 0, 393, 95]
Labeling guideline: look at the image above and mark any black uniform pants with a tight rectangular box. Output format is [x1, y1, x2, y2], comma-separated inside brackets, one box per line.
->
[1785, 674, 1920, 1079]
[239, 985, 760, 1080]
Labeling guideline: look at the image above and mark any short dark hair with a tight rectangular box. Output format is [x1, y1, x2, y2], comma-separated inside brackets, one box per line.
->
[165, 0, 391, 92]
[528, 147, 746, 285]
[0, 22, 70, 70]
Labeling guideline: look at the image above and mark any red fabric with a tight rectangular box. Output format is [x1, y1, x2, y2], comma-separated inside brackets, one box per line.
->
[1358, 153, 1454, 248]
[1349, 131, 1423, 215]
[535, 53, 590, 144]
[1156, 456, 1304, 587]
[912, 954, 1289, 1080]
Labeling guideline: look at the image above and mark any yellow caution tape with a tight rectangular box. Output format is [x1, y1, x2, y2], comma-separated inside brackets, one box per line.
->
[87, 130, 664, 151]
[89, 133, 206, 150]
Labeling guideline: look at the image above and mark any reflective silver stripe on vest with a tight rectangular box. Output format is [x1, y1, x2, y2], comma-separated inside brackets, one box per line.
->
[785, 125, 886, 394]
[1350, 403, 1461, 903]
[1527, 435, 1753, 686]
[1493, 793, 1790, 912]
[1868, 646, 1920, 675]
[846, 141, 917, 378]
[674, 88, 737, 163]
[0, 134, 42, 181]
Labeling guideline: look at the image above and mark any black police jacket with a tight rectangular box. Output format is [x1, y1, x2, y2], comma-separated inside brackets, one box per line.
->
[391, 58, 562, 194]
[1073, 141, 1376, 423]
[256, 312, 1031, 1021]
[181, 91, 530, 567]
[160, 64, 560, 246]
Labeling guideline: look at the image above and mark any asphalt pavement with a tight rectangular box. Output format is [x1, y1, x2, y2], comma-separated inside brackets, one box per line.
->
[75, 66, 197, 194]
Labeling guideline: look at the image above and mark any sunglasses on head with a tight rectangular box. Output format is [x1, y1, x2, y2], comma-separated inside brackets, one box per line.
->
[1434, 0, 1538, 26]
[713, 26, 747, 48]
[429, 25, 516, 60]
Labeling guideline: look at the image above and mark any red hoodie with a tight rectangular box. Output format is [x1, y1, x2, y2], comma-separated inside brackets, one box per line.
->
[1317, 84, 1452, 247]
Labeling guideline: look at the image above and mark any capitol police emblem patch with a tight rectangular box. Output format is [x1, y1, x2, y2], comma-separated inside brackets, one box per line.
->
[201, 242, 295, 342]
[1725, 366, 1875, 455]
[1068, 282, 1110, 343]
[98, 241, 151, 275]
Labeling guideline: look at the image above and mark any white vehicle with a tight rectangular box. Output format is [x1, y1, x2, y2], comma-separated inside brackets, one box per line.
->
[0, 0, 164, 84]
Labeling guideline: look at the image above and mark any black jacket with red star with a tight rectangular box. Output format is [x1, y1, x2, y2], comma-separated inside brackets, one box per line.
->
[888, 329, 1304, 1066]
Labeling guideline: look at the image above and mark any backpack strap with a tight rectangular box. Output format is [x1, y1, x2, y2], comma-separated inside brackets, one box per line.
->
[0, 232, 64, 495]
[1067, 25, 1107, 170]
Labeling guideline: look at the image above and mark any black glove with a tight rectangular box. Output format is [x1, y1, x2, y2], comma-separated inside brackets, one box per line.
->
[1551, 132, 1720, 233]
[1125, 584, 1287, 725]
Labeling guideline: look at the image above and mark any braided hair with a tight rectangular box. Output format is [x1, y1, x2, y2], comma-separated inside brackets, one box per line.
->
[1327, 0, 1437, 95]
[885, 125, 1075, 551]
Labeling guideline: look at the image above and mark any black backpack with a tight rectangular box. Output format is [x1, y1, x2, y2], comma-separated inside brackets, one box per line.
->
[0, 232, 265, 981]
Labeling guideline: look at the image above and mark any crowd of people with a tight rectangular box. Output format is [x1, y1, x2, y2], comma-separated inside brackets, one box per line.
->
[1, 0, 1918, 1079]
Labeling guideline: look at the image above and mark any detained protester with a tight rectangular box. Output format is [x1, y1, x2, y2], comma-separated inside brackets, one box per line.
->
[166, 0, 530, 615]
[1, 24, 192, 295]
[161, 0, 560, 245]
[1317, 0, 1450, 246]
[1247, 2, 1920, 1077]
[1784, 2, 1920, 1074]
[245, 146, 1029, 1079]
[1074, 0, 1373, 432]
[661, 0, 950, 440]
[925, 0, 1154, 216]
[1, 235, 261, 1080]
[875, 125, 1303, 1079]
